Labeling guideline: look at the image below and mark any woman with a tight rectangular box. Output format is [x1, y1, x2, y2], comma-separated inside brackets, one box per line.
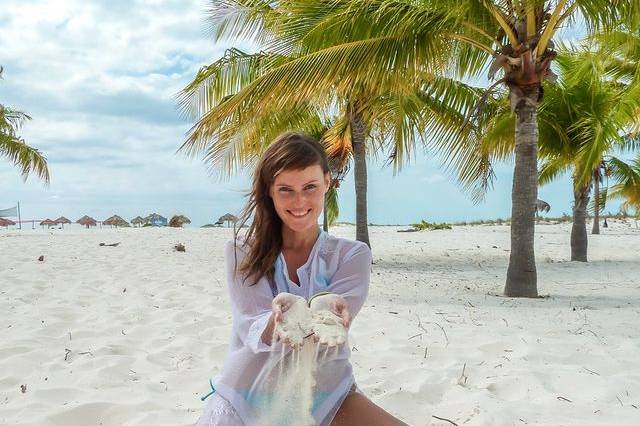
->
[196, 132, 407, 425]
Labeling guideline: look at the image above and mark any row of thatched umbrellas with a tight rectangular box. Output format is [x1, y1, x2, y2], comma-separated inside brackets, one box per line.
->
[1, 213, 238, 229]
[35, 215, 131, 228]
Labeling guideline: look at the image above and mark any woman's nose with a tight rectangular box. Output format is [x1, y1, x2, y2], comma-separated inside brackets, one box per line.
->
[293, 191, 306, 202]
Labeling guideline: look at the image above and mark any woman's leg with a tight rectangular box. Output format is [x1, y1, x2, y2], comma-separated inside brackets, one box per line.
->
[330, 393, 409, 426]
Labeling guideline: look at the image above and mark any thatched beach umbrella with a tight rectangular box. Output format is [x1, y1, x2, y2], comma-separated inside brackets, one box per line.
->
[40, 218, 55, 228]
[144, 213, 167, 226]
[131, 216, 145, 227]
[77, 215, 98, 228]
[217, 213, 238, 228]
[54, 216, 72, 228]
[103, 215, 130, 228]
[169, 215, 191, 228]
[0, 218, 16, 228]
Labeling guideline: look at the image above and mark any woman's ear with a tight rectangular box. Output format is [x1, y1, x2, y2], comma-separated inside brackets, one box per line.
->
[324, 173, 331, 192]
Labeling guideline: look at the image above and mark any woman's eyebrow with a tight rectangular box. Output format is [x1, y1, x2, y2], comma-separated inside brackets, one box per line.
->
[275, 179, 320, 187]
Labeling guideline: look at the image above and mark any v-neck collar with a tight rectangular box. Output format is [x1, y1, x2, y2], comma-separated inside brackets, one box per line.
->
[278, 228, 325, 288]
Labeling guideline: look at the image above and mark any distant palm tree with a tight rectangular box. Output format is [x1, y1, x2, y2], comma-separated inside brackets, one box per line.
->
[590, 160, 609, 234]
[1, 67, 49, 183]
[608, 155, 640, 225]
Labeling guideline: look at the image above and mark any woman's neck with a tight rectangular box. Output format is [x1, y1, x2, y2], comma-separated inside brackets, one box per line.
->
[281, 225, 320, 251]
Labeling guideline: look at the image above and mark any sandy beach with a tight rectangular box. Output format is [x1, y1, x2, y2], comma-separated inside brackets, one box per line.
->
[1, 223, 639, 425]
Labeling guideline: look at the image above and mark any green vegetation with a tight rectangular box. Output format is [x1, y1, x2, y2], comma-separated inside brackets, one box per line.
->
[179, 1, 640, 298]
[1, 67, 49, 183]
[411, 220, 452, 231]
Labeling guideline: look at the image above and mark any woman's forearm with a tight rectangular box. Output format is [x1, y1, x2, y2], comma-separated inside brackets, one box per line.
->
[261, 313, 276, 346]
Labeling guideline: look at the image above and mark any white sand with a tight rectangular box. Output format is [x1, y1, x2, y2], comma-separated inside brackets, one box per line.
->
[1, 222, 639, 425]
[274, 296, 313, 347]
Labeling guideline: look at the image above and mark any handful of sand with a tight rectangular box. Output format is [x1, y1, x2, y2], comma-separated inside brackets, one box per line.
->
[274, 293, 348, 348]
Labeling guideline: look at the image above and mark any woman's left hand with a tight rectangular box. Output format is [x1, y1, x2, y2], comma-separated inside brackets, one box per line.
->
[309, 293, 351, 328]
[309, 293, 351, 347]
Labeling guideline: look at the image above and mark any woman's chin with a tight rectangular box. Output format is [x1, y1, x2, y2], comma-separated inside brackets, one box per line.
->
[283, 218, 319, 233]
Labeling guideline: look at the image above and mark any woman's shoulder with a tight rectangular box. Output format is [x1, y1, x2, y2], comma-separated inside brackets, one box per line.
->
[224, 237, 252, 260]
[323, 233, 371, 259]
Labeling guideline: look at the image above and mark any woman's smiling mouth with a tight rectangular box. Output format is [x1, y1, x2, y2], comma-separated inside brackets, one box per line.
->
[288, 209, 312, 218]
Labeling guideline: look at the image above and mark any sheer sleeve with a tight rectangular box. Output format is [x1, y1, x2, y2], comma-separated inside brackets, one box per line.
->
[323, 242, 372, 322]
[224, 240, 274, 353]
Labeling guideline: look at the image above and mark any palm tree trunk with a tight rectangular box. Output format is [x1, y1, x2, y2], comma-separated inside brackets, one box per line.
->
[505, 93, 538, 298]
[350, 106, 370, 247]
[571, 182, 590, 262]
[592, 171, 600, 234]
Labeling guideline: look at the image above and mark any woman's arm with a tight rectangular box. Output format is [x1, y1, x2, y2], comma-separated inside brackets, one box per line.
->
[322, 242, 372, 324]
[224, 240, 276, 353]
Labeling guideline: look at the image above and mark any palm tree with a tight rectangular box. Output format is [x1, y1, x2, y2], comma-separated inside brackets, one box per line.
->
[591, 160, 609, 234]
[181, 1, 635, 296]
[376, 0, 634, 295]
[446, 1, 635, 296]
[608, 155, 640, 224]
[178, 1, 475, 247]
[459, 48, 640, 262]
[1, 67, 49, 183]
[539, 51, 639, 261]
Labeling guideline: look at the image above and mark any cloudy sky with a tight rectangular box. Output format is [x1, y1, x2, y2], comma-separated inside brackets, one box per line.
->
[0, 1, 618, 226]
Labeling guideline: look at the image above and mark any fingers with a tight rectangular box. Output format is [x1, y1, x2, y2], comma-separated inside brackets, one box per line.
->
[273, 306, 282, 323]
[342, 310, 352, 328]
[333, 302, 352, 328]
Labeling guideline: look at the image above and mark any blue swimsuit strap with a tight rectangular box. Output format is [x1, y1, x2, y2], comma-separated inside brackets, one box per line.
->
[200, 377, 216, 401]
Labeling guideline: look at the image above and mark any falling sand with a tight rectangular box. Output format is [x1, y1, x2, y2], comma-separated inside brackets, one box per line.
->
[246, 307, 347, 425]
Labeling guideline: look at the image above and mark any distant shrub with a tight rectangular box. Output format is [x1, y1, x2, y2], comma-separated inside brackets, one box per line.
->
[411, 220, 452, 231]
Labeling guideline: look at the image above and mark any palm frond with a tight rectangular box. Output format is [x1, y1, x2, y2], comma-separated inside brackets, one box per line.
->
[0, 134, 50, 184]
[325, 186, 340, 226]
[205, 0, 277, 44]
[539, 158, 571, 187]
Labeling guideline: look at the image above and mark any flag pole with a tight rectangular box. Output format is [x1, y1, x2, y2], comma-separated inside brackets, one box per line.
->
[17, 202, 22, 230]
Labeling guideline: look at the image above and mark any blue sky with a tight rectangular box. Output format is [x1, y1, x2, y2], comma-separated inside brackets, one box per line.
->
[0, 1, 624, 226]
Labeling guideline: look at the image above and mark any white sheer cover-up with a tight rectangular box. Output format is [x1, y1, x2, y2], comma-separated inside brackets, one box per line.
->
[200, 230, 371, 425]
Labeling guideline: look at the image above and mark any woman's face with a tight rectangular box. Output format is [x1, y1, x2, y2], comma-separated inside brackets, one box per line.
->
[270, 164, 330, 234]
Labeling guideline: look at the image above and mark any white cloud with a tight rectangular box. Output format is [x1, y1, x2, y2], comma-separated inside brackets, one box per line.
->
[0, 0, 254, 225]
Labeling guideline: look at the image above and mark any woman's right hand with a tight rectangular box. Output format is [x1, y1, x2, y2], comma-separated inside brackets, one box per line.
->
[272, 293, 305, 323]
[271, 293, 312, 349]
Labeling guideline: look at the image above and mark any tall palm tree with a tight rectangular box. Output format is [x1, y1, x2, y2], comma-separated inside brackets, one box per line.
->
[180, 1, 636, 296]
[178, 1, 476, 247]
[458, 48, 640, 262]
[1, 68, 49, 183]
[394, 0, 635, 295]
[446, 1, 635, 296]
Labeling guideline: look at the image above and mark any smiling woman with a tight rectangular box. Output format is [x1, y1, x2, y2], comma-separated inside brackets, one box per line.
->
[196, 132, 407, 425]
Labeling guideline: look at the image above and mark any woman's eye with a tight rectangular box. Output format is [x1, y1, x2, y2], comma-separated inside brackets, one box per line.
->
[304, 185, 317, 191]
[278, 187, 291, 192]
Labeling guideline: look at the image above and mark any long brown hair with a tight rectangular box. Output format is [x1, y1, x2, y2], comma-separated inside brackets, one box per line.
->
[234, 132, 330, 285]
